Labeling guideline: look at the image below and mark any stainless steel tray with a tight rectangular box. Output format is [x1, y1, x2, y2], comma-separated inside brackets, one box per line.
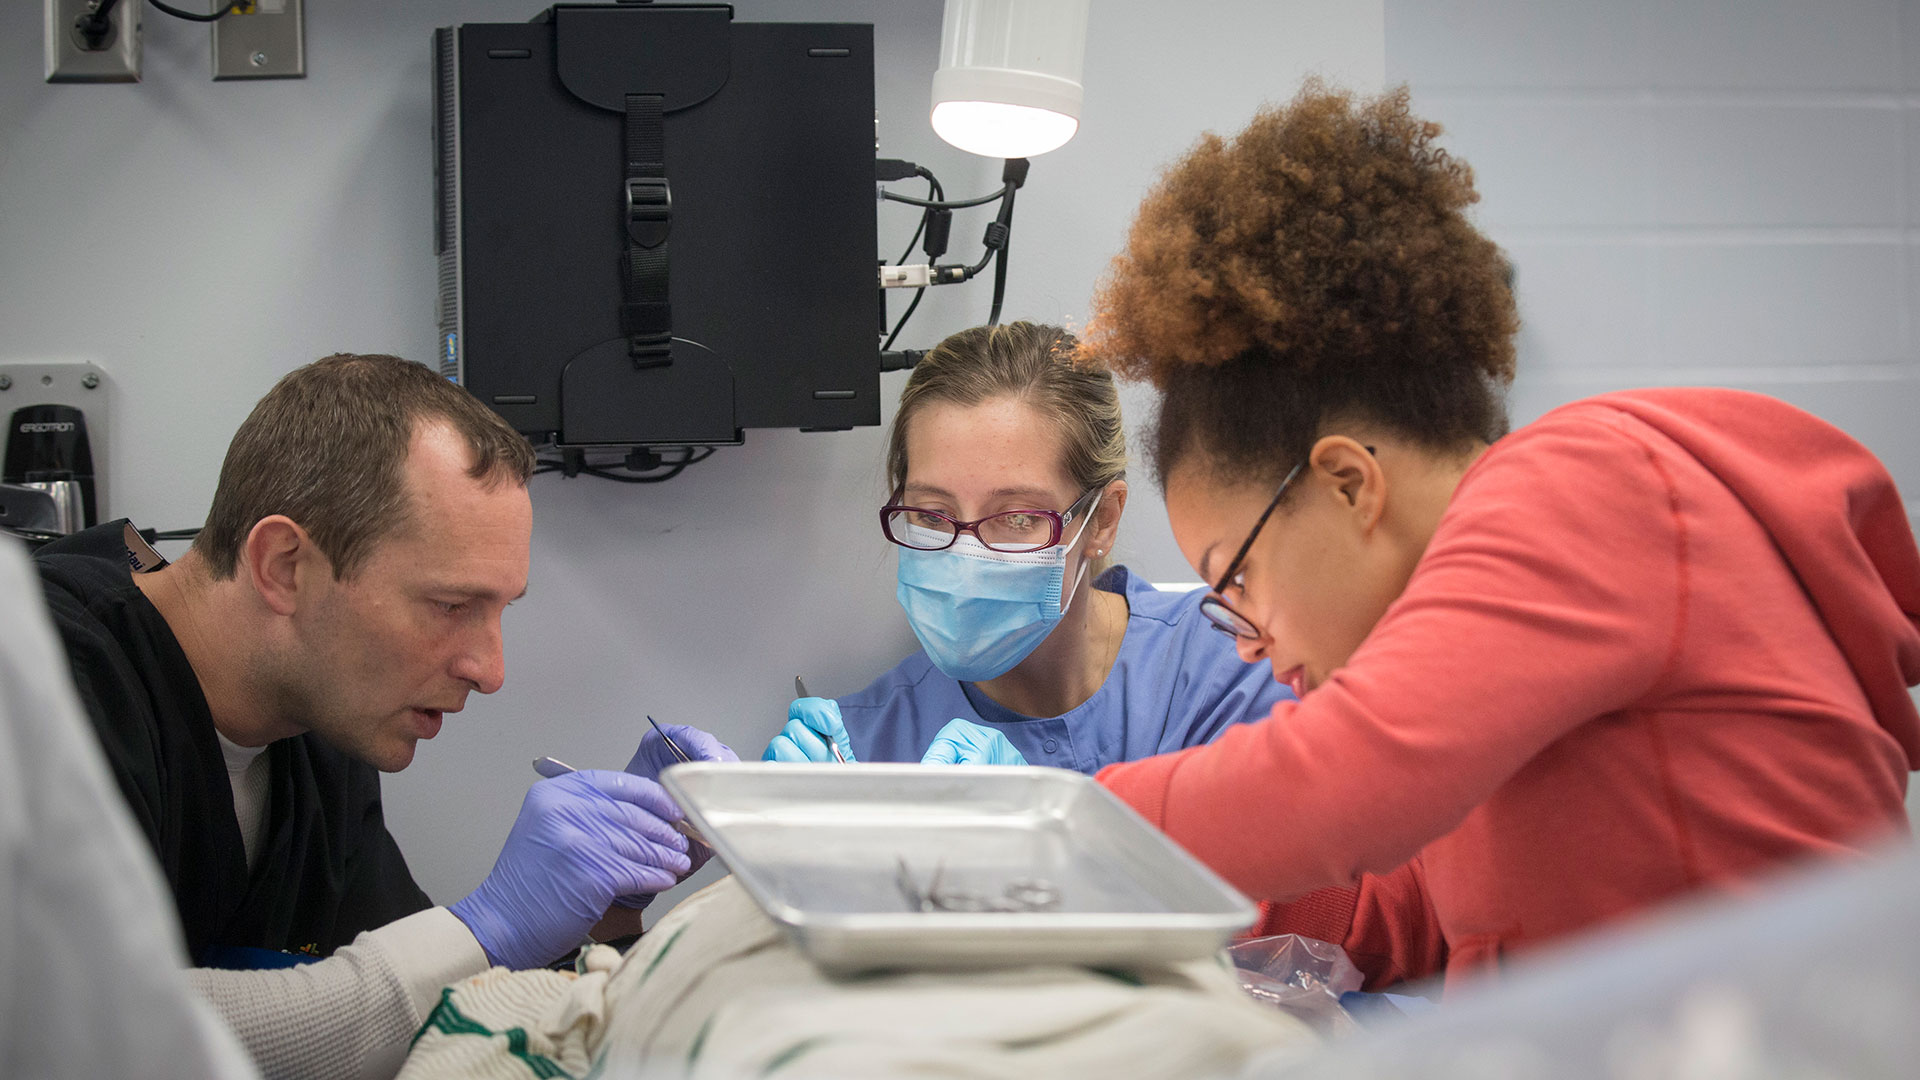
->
[660, 762, 1257, 974]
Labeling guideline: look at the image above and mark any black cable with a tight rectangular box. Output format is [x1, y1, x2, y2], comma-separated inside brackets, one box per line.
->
[958, 194, 1016, 280]
[882, 288, 925, 352]
[987, 249, 1009, 326]
[987, 186, 1015, 326]
[982, 164, 1025, 326]
[881, 184, 1011, 211]
[147, 0, 240, 22]
[532, 446, 716, 483]
[893, 174, 943, 267]
[879, 158, 1027, 337]
[584, 445, 716, 484]
[582, 463, 689, 483]
[75, 0, 123, 47]
[882, 174, 943, 352]
[963, 240, 998, 278]
[895, 221, 928, 268]
[534, 446, 714, 468]
[0, 526, 66, 547]
[150, 528, 201, 541]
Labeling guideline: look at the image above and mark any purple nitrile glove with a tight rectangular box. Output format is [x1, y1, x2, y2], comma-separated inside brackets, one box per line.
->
[620, 722, 737, 889]
[625, 721, 740, 780]
[449, 770, 691, 970]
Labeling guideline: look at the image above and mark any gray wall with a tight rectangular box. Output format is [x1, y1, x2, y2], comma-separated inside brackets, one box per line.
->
[1386, 0, 1920, 499]
[0, 1, 1383, 909]
[1385, 0, 1920, 821]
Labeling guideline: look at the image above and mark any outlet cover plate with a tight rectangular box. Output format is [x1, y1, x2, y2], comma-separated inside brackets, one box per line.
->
[212, 0, 304, 80]
[45, 0, 142, 83]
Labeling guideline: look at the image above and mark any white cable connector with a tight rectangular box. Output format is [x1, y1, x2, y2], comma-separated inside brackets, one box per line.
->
[880, 264, 932, 289]
[880, 264, 971, 288]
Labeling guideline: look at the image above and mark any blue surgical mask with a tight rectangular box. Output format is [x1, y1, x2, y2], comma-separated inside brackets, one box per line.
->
[895, 493, 1102, 682]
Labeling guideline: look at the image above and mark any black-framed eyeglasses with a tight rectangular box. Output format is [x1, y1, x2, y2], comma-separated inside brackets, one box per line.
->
[1198, 446, 1375, 639]
[1197, 462, 1304, 639]
[880, 487, 1101, 553]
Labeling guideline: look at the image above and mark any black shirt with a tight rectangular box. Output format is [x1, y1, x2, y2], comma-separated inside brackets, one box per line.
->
[33, 521, 432, 963]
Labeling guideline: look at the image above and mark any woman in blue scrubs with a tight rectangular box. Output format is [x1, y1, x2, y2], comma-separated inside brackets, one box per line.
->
[764, 322, 1294, 772]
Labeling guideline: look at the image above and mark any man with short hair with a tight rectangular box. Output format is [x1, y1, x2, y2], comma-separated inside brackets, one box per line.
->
[34, 354, 733, 1080]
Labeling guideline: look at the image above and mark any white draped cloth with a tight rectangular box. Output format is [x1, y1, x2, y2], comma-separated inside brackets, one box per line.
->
[401, 875, 1316, 1080]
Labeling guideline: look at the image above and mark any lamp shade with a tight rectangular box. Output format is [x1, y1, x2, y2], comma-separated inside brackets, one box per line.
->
[931, 0, 1090, 159]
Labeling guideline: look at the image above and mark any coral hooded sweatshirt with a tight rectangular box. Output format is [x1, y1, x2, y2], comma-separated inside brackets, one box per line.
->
[1098, 389, 1920, 993]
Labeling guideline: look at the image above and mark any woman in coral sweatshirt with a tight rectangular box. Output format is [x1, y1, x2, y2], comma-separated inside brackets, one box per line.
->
[1082, 83, 1920, 994]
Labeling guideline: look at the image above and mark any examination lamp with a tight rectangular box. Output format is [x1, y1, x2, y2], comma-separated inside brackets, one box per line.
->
[930, 0, 1089, 159]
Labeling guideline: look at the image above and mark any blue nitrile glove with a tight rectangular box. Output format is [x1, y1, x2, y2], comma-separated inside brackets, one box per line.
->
[449, 770, 692, 970]
[921, 718, 1028, 766]
[762, 697, 859, 763]
[620, 722, 738, 890]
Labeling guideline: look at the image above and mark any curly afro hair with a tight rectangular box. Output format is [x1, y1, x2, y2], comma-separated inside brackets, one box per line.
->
[1080, 81, 1519, 489]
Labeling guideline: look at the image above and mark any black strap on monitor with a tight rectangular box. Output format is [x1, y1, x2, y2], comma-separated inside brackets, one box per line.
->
[622, 93, 672, 367]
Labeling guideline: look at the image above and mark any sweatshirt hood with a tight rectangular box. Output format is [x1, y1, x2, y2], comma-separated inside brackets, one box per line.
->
[1589, 389, 1920, 768]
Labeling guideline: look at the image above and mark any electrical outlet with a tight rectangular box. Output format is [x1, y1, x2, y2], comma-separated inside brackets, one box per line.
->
[212, 0, 304, 81]
[45, 0, 141, 83]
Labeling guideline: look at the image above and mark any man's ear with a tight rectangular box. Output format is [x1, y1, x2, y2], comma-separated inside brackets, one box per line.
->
[241, 516, 325, 616]
[1310, 437, 1387, 532]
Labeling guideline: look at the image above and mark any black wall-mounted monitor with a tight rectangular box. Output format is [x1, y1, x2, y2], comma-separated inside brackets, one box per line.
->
[434, 3, 880, 448]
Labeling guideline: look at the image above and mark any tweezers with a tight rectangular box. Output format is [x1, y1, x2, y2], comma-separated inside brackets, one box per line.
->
[794, 676, 848, 763]
[532, 726, 710, 847]
[647, 715, 694, 764]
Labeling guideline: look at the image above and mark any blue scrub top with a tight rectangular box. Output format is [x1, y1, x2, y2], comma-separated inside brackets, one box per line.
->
[837, 565, 1296, 773]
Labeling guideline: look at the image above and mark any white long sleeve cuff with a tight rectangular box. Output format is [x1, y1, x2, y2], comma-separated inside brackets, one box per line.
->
[189, 907, 489, 1080]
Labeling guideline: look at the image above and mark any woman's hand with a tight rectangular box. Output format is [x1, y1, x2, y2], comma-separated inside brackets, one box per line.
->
[921, 718, 1027, 765]
[762, 697, 859, 763]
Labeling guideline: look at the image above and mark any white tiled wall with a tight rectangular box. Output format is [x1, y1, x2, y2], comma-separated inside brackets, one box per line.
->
[1387, 0, 1920, 500]
[1385, 0, 1920, 819]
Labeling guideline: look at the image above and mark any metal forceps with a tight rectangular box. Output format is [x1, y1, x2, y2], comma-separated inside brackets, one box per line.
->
[646, 714, 695, 764]
[894, 857, 1061, 914]
[642, 717, 713, 847]
[530, 717, 710, 847]
[533, 715, 694, 772]
[795, 676, 848, 763]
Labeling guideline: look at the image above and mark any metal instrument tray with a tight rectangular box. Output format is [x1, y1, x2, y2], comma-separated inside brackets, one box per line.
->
[660, 762, 1257, 973]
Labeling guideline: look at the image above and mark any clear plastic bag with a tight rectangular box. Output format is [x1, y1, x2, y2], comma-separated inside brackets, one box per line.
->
[1229, 934, 1364, 1036]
